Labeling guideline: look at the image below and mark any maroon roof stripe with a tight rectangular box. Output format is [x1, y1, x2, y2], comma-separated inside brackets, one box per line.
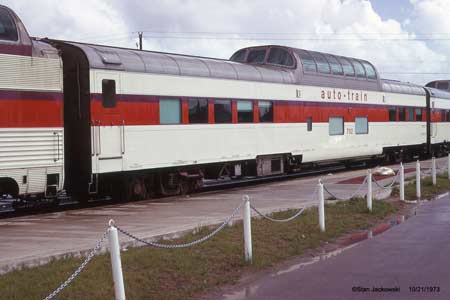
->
[0, 90, 62, 101]
[0, 44, 32, 56]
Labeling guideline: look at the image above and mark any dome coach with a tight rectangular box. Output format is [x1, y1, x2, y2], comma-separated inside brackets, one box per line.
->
[0, 5, 449, 203]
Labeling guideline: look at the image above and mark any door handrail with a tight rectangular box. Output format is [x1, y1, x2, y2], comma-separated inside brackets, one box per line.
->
[97, 120, 102, 156]
[120, 120, 125, 155]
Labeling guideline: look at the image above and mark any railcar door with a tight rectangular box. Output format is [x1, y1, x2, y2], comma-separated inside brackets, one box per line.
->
[92, 73, 124, 173]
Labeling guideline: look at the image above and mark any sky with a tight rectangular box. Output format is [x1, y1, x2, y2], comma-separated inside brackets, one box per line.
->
[3, 0, 450, 85]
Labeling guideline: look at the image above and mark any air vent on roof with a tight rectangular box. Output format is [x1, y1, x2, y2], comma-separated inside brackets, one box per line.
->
[95, 49, 122, 65]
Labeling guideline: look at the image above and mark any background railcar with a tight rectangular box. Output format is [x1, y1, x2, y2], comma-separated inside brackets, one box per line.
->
[0, 5, 64, 200]
[425, 87, 450, 154]
[49, 41, 434, 201]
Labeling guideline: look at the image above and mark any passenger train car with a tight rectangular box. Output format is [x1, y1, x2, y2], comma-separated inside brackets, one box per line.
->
[0, 6, 63, 199]
[0, 4, 449, 202]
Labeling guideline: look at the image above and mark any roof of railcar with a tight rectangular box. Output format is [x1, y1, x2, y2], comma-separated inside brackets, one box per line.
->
[425, 87, 450, 99]
[59, 41, 297, 84]
[55, 41, 427, 96]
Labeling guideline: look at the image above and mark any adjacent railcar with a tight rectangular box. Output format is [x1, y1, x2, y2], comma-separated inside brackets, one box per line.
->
[49, 41, 433, 200]
[0, 5, 64, 199]
[425, 87, 450, 153]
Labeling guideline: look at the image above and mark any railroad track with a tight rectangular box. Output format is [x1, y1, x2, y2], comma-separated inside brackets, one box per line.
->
[0, 162, 356, 219]
[5, 155, 441, 220]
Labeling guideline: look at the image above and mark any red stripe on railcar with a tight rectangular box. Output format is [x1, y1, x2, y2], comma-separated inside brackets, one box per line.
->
[208, 99, 215, 124]
[232, 100, 238, 123]
[253, 101, 259, 123]
[0, 99, 63, 127]
[90, 95, 159, 126]
[275, 101, 389, 123]
[89, 94, 430, 125]
[181, 98, 189, 124]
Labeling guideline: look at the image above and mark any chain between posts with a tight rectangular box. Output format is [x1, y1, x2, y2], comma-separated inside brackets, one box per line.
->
[249, 187, 317, 223]
[372, 171, 400, 190]
[42, 158, 449, 299]
[421, 168, 433, 175]
[323, 176, 368, 201]
[116, 200, 244, 249]
[434, 161, 449, 172]
[43, 231, 108, 300]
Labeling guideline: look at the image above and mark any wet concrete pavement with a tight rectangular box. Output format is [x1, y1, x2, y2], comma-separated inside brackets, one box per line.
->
[0, 157, 446, 274]
[216, 193, 450, 300]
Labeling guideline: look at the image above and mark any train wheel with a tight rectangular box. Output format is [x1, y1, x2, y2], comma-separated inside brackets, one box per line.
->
[159, 173, 181, 196]
[127, 176, 148, 201]
[0, 178, 18, 199]
[179, 181, 190, 195]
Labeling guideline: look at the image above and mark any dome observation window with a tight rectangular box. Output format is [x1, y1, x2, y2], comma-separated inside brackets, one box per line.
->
[231, 49, 247, 62]
[0, 8, 18, 41]
[339, 57, 355, 77]
[352, 60, 366, 78]
[311, 52, 331, 74]
[247, 49, 266, 64]
[362, 61, 377, 79]
[324, 55, 344, 76]
[267, 48, 294, 67]
[298, 50, 317, 72]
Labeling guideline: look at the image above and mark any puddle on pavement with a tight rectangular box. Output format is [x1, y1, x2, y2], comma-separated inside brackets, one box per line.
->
[221, 285, 260, 300]
[341, 214, 409, 246]
[220, 214, 409, 300]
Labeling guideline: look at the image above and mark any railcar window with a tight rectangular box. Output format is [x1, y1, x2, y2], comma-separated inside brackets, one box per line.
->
[442, 110, 446, 122]
[447, 111, 450, 122]
[339, 58, 355, 76]
[231, 49, 247, 62]
[355, 117, 368, 134]
[0, 9, 18, 41]
[102, 79, 116, 108]
[258, 101, 273, 122]
[214, 100, 232, 123]
[389, 107, 397, 121]
[267, 48, 294, 67]
[298, 51, 317, 72]
[362, 62, 377, 79]
[306, 117, 313, 131]
[325, 55, 344, 75]
[416, 108, 422, 121]
[247, 50, 266, 64]
[398, 108, 406, 121]
[311, 52, 331, 74]
[159, 98, 181, 124]
[437, 82, 449, 90]
[188, 98, 208, 124]
[352, 60, 366, 78]
[407, 107, 414, 121]
[329, 117, 344, 136]
[237, 100, 254, 123]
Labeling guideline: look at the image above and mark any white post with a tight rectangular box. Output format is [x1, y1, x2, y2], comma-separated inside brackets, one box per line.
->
[416, 160, 421, 199]
[242, 195, 252, 264]
[318, 180, 325, 232]
[432, 157, 437, 186]
[448, 154, 450, 180]
[367, 169, 373, 212]
[400, 163, 405, 201]
[108, 220, 126, 300]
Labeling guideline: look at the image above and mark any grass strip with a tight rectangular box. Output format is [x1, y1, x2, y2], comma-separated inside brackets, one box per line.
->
[0, 199, 400, 300]
[393, 173, 450, 200]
